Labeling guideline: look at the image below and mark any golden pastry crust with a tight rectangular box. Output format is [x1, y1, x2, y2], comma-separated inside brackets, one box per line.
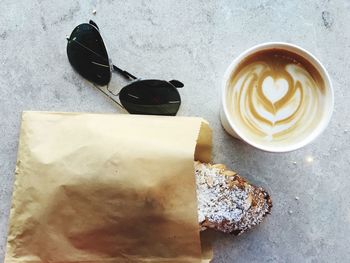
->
[195, 162, 272, 235]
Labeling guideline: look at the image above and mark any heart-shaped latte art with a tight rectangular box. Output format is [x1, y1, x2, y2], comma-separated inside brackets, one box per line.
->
[227, 53, 325, 145]
[262, 76, 289, 104]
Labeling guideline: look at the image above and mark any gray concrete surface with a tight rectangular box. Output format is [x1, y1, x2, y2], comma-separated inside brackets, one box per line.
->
[1, 0, 350, 262]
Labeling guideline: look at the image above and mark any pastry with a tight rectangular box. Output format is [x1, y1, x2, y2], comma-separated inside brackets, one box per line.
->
[195, 161, 272, 235]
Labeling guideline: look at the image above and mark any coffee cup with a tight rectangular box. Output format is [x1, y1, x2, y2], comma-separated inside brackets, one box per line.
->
[220, 42, 334, 152]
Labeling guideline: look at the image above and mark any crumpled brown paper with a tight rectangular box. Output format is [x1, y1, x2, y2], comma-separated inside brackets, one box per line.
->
[5, 111, 212, 263]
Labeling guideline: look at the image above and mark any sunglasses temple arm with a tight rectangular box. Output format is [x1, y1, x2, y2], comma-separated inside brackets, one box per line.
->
[93, 84, 126, 111]
[112, 65, 137, 80]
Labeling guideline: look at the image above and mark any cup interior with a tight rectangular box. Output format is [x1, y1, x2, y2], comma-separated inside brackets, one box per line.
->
[222, 42, 334, 152]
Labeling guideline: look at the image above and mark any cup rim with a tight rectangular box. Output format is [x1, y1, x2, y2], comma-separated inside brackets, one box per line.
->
[221, 42, 334, 153]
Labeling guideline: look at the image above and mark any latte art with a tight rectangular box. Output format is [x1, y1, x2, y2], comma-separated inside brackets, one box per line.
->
[227, 49, 327, 146]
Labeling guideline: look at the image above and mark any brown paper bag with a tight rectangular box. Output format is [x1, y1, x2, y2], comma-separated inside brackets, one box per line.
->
[5, 112, 212, 263]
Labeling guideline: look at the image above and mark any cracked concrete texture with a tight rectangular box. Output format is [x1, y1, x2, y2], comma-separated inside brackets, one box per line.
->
[0, 0, 350, 262]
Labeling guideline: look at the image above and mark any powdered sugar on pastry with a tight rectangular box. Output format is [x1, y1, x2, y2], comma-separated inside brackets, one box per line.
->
[195, 161, 272, 235]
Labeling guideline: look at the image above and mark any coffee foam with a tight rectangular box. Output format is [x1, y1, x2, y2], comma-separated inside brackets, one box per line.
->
[226, 49, 327, 147]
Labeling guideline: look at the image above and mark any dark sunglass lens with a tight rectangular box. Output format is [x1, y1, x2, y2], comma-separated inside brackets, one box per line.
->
[119, 80, 181, 116]
[67, 22, 111, 86]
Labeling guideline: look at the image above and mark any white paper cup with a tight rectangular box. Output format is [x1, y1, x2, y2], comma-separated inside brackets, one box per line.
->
[220, 42, 334, 152]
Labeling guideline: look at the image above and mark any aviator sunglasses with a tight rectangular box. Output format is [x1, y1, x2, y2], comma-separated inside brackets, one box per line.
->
[66, 20, 183, 116]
